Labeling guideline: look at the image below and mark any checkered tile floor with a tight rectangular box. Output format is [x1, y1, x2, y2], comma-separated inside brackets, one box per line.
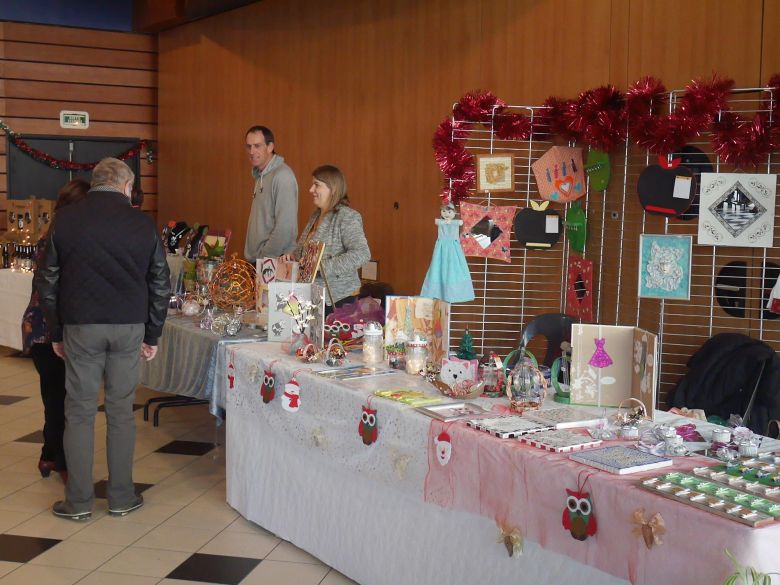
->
[0, 347, 357, 584]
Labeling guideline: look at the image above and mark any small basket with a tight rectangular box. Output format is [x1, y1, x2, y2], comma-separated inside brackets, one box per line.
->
[437, 379, 485, 400]
[296, 343, 319, 363]
[324, 338, 347, 367]
[611, 397, 649, 427]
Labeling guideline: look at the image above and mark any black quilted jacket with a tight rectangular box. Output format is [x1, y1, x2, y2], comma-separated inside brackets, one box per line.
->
[667, 333, 780, 435]
[34, 189, 170, 345]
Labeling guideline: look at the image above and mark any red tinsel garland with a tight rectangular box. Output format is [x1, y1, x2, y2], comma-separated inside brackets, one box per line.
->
[539, 97, 580, 142]
[11, 136, 147, 171]
[433, 75, 780, 204]
[575, 86, 627, 151]
[434, 91, 532, 204]
[703, 76, 780, 168]
[711, 112, 778, 167]
[433, 118, 475, 204]
[453, 90, 506, 123]
[625, 75, 734, 155]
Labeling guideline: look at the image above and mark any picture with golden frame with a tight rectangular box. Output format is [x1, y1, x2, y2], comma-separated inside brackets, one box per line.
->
[298, 240, 325, 284]
[477, 154, 515, 193]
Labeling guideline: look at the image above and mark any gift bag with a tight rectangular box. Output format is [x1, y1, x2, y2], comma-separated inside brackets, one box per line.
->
[324, 297, 385, 348]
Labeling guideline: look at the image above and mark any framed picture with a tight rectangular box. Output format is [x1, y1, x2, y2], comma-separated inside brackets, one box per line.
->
[697, 173, 776, 248]
[298, 240, 326, 283]
[638, 234, 692, 301]
[476, 153, 514, 193]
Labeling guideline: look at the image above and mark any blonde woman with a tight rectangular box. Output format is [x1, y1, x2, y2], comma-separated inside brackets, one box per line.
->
[286, 165, 370, 314]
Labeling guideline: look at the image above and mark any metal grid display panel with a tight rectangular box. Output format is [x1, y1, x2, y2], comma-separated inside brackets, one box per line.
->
[650, 90, 780, 402]
[448, 90, 779, 406]
[449, 107, 601, 361]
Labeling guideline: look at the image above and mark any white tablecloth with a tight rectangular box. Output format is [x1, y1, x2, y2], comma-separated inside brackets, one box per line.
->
[225, 343, 628, 585]
[139, 314, 265, 419]
[226, 344, 780, 585]
[0, 269, 33, 351]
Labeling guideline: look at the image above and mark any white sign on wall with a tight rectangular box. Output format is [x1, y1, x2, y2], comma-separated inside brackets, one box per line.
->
[59, 110, 89, 129]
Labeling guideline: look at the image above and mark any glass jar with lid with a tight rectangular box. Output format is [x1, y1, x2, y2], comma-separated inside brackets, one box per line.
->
[405, 333, 428, 376]
[362, 321, 384, 365]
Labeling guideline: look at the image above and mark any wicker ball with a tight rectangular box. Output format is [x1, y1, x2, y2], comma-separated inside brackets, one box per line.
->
[207, 254, 256, 310]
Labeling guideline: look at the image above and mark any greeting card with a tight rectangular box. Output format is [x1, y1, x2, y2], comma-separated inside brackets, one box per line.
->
[570, 324, 657, 418]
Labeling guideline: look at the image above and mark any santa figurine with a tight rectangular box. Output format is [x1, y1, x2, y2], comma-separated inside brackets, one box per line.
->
[227, 361, 235, 389]
[434, 431, 452, 466]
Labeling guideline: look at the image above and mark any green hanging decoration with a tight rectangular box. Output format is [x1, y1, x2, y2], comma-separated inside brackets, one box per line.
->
[585, 149, 610, 191]
[457, 328, 478, 360]
[565, 201, 587, 254]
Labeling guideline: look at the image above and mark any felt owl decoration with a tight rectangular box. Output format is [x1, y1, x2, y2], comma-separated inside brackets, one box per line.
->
[260, 369, 276, 404]
[358, 405, 378, 445]
[562, 488, 597, 541]
[282, 378, 301, 412]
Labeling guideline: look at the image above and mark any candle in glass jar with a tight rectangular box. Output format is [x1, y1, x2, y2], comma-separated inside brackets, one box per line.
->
[362, 321, 384, 365]
[405, 334, 428, 376]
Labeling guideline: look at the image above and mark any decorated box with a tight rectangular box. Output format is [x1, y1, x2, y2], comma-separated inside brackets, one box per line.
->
[267, 282, 325, 345]
[569, 324, 658, 418]
[384, 296, 450, 364]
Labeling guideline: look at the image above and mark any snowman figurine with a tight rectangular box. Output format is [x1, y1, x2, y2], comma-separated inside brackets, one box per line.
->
[282, 379, 301, 412]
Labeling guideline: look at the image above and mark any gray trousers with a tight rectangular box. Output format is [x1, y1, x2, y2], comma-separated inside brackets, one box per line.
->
[62, 323, 144, 511]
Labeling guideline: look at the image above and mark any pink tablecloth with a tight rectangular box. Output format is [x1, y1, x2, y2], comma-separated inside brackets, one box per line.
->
[424, 419, 780, 585]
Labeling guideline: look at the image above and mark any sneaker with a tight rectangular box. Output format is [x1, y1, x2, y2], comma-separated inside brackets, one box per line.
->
[108, 494, 144, 517]
[52, 500, 91, 521]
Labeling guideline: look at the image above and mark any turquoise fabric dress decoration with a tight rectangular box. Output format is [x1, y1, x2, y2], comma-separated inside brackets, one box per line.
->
[421, 218, 475, 303]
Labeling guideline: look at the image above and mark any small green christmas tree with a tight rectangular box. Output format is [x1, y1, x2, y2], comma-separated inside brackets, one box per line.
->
[457, 328, 477, 360]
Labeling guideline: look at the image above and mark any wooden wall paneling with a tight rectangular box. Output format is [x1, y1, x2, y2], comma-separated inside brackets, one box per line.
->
[0, 22, 156, 52]
[0, 41, 156, 70]
[3, 99, 156, 124]
[608, 0, 630, 88]
[625, 0, 764, 88]
[760, 0, 780, 81]
[0, 22, 158, 238]
[158, 11, 255, 239]
[0, 119, 155, 140]
[158, 0, 484, 295]
[155, 0, 778, 394]
[479, 0, 615, 101]
[0, 61, 156, 88]
[1, 80, 156, 105]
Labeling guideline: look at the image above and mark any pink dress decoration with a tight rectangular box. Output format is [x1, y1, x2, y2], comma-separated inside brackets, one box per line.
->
[588, 338, 613, 368]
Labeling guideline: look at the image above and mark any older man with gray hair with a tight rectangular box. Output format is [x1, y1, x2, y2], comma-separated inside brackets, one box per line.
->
[35, 157, 170, 520]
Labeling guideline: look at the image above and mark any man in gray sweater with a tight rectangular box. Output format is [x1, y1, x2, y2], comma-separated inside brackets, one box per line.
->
[243, 126, 298, 262]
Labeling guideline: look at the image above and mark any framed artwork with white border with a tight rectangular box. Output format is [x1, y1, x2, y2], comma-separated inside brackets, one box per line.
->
[476, 154, 514, 193]
[638, 234, 692, 301]
[697, 173, 776, 248]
